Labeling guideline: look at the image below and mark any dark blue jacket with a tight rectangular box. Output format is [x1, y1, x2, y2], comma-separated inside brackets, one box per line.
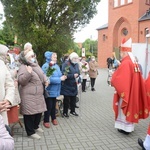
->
[60, 60, 80, 96]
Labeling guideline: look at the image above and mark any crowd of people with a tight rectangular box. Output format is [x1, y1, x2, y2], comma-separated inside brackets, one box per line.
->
[0, 37, 150, 150]
[0, 42, 99, 148]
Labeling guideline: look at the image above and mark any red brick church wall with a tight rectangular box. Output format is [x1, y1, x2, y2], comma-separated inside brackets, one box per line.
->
[97, 0, 150, 68]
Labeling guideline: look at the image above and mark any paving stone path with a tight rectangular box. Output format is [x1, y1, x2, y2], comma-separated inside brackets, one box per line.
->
[14, 69, 149, 150]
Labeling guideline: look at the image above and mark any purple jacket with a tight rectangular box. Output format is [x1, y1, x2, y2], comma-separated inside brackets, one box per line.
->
[0, 115, 14, 150]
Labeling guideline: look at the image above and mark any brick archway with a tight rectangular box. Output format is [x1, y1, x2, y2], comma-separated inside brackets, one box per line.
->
[113, 17, 131, 59]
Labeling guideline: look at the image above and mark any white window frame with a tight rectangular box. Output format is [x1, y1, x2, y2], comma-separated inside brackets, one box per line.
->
[120, 0, 125, 5]
[128, 0, 132, 3]
[114, 0, 118, 7]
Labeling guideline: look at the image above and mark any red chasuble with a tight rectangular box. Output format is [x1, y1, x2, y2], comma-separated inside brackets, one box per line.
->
[145, 72, 150, 111]
[111, 55, 149, 123]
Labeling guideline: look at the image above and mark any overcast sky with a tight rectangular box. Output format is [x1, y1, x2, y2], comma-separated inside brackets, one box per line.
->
[0, 2, 4, 21]
[0, 0, 108, 43]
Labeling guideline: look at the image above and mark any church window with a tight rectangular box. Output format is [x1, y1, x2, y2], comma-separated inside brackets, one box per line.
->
[122, 28, 128, 36]
[114, 0, 118, 7]
[120, 0, 125, 5]
[103, 34, 106, 41]
[146, 0, 150, 5]
[145, 28, 149, 36]
[127, 0, 132, 3]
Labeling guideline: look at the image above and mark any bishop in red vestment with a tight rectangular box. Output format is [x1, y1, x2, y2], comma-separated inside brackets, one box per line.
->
[111, 38, 149, 134]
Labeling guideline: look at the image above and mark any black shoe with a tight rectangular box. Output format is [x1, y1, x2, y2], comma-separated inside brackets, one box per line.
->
[138, 138, 146, 150]
[91, 88, 95, 91]
[63, 113, 69, 118]
[117, 129, 130, 135]
[70, 112, 79, 116]
[75, 105, 79, 108]
[82, 90, 86, 92]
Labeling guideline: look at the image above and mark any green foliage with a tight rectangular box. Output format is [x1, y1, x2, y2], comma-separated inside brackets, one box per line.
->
[0, 0, 100, 65]
[64, 65, 70, 76]
[0, 39, 6, 44]
[0, 21, 15, 45]
[113, 47, 120, 60]
[82, 38, 98, 57]
[46, 67, 56, 77]
[70, 42, 81, 56]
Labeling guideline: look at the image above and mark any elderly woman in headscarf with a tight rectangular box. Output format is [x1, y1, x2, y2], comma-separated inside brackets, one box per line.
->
[0, 44, 15, 125]
[61, 52, 81, 118]
[17, 42, 48, 140]
[42, 51, 67, 128]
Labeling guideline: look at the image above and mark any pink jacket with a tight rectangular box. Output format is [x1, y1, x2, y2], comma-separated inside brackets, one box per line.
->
[0, 115, 14, 150]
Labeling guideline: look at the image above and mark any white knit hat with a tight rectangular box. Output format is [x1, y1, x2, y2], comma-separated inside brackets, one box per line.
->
[24, 42, 32, 51]
[69, 52, 79, 60]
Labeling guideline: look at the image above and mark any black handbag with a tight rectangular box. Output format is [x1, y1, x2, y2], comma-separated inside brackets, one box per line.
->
[31, 67, 50, 99]
[76, 96, 79, 103]
[5, 125, 12, 136]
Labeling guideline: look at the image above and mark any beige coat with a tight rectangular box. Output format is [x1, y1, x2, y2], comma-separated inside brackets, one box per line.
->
[18, 63, 47, 115]
[88, 60, 99, 78]
[0, 60, 15, 124]
[8, 69, 21, 106]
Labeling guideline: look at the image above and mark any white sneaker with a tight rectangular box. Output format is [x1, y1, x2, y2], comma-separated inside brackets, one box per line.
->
[30, 133, 41, 140]
[36, 128, 44, 133]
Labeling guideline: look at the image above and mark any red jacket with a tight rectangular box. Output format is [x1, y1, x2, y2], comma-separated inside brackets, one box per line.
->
[145, 72, 150, 111]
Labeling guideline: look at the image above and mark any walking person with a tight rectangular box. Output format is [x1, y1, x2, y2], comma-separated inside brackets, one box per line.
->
[111, 38, 149, 135]
[42, 51, 67, 128]
[61, 52, 81, 117]
[88, 56, 99, 91]
[79, 57, 89, 92]
[107, 52, 120, 86]
[106, 57, 113, 69]
[18, 43, 48, 139]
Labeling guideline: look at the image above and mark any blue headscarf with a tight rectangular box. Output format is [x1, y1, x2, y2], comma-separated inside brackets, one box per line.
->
[44, 51, 53, 63]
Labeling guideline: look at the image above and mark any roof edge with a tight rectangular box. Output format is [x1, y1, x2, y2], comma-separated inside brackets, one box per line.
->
[96, 23, 108, 30]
